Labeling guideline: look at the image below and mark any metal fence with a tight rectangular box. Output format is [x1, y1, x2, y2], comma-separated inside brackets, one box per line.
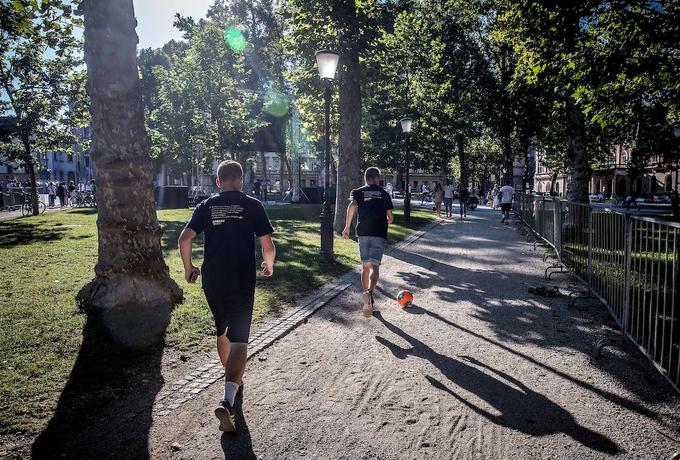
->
[513, 193, 680, 393]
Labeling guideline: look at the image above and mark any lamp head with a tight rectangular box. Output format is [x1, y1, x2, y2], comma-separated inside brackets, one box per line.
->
[400, 117, 413, 134]
[315, 50, 340, 81]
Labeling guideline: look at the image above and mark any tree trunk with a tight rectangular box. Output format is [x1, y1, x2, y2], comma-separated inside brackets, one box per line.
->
[502, 133, 513, 186]
[457, 134, 468, 188]
[20, 135, 40, 216]
[565, 99, 591, 203]
[333, 0, 362, 234]
[78, 0, 182, 349]
[259, 151, 268, 180]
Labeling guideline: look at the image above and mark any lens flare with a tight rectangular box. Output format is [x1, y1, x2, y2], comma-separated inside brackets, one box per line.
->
[263, 88, 289, 117]
[224, 27, 246, 53]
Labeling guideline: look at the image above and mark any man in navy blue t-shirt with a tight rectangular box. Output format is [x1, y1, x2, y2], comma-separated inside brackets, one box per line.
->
[178, 160, 276, 433]
[342, 167, 394, 317]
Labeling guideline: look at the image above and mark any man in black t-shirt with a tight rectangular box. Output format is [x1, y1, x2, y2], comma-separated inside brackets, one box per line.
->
[178, 160, 276, 433]
[342, 167, 394, 317]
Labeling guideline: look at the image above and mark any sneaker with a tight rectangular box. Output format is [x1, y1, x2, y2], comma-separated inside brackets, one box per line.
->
[362, 290, 373, 318]
[500, 217, 505, 223]
[215, 400, 236, 432]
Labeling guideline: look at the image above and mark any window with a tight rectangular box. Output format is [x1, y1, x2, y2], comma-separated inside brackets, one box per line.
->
[310, 180, 316, 186]
[67, 154, 74, 162]
[53, 152, 58, 161]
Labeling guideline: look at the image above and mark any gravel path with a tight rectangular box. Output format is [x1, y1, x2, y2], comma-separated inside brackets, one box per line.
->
[150, 208, 680, 459]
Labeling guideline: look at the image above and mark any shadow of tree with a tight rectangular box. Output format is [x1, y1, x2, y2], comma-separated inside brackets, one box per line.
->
[373, 311, 620, 455]
[0, 220, 67, 248]
[32, 316, 164, 459]
[383, 223, 678, 406]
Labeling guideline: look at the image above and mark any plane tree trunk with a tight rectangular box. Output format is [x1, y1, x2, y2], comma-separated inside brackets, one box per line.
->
[77, 0, 182, 349]
[333, 0, 362, 234]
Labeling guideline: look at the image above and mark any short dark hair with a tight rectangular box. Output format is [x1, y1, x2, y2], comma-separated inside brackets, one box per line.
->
[217, 160, 243, 182]
[365, 167, 381, 182]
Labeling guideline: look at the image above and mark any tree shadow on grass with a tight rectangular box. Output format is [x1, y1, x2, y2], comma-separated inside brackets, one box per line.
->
[373, 311, 620, 455]
[32, 316, 164, 459]
[0, 220, 67, 248]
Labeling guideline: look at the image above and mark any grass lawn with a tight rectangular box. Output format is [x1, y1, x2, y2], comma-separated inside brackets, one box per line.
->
[0, 204, 433, 435]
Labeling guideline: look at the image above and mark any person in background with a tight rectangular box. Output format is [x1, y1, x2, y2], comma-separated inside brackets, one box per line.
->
[67, 181, 76, 205]
[56, 182, 66, 207]
[385, 182, 394, 198]
[432, 182, 444, 218]
[253, 179, 262, 200]
[47, 182, 57, 207]
[458, 185, 469, 218]
[498, 182, 515, 224]
[443, 181, 455, 218]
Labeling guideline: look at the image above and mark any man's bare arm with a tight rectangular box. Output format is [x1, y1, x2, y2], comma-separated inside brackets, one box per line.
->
[178, 228, 199, 282]
[342, 201, 358, 239]
[259, 234, 276, 277]
[387, 209, 394, 225]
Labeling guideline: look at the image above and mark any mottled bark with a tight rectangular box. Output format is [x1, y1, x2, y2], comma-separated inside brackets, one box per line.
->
[502, 134, 513, 186]
[21, 135, 40, 216]
[333, 0, 362, 234]
[77, 0, 182, 349]
[259, 151, 268, 180]
[565, 100, 591, 203]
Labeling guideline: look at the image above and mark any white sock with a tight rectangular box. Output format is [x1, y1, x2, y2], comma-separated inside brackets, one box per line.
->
[223, 381, 239, 406]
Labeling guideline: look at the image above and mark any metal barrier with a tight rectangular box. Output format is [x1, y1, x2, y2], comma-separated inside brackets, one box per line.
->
[514, 193, 680, 393]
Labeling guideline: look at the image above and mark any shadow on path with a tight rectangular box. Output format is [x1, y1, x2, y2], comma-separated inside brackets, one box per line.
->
[221, 391, 256, 460]
[32, 317, 163, 459]
[373, 311, 620, 455]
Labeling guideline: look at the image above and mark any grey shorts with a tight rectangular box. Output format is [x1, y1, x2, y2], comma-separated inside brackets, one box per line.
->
[358, 236, 387, 265]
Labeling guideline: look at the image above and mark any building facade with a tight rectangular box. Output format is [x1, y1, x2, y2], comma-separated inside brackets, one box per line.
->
[533, 145, 678, 197]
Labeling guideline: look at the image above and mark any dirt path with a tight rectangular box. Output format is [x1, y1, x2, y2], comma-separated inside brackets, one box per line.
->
[150, 208, 680, 459]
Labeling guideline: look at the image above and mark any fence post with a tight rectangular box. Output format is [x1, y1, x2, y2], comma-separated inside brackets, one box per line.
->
[587, 206, 593, 289]
[622, 214, 633, 333]
[553, 198, 562, 263]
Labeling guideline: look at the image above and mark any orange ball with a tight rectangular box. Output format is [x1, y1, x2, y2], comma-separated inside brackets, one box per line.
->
[397, 290, 413, 308]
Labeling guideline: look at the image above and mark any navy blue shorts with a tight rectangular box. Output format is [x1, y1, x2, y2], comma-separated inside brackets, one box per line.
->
[202, 288, 254, 343]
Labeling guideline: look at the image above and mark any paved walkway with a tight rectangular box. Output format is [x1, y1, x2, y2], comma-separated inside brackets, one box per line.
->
[150, 208, 679, 459]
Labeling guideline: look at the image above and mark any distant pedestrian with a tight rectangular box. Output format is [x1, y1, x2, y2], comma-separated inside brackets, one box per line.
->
[499, 182, 515, 224]
[432, 182, 444, 218]
[443, 181, 455, 218]
[56, 182, 66, 207]
[47, 182, 57, 207]
[67, 181, 76, 204]
[385, 182, 394, 198]
[458, 185, 469, 218]
[253, 179, 262, 199]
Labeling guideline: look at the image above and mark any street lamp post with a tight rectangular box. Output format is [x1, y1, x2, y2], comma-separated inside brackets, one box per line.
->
[315, 50, 339, 260]
[400, 117, 413, 222]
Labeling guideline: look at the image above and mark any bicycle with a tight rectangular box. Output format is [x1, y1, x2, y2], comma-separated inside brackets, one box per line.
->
[69, 191, 96, 208]
[21, 194, 47, 216]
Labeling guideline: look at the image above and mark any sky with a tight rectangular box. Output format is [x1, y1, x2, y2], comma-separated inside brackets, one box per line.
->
[134, 0, 213, 49]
